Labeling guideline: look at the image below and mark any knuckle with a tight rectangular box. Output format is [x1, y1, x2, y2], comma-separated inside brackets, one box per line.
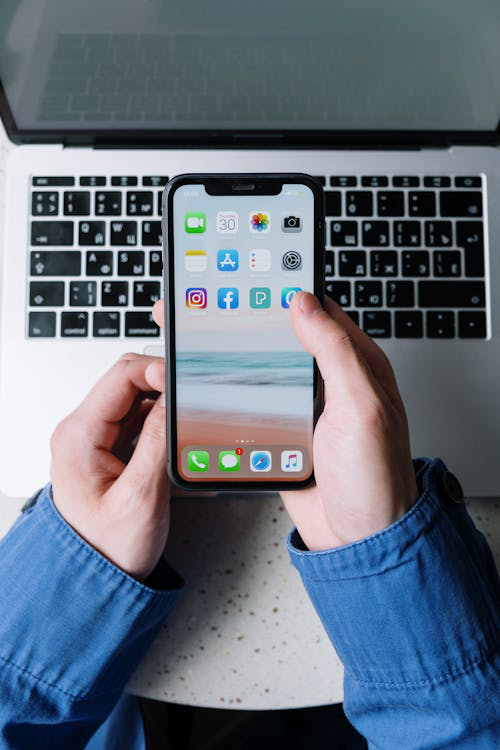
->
[118, 352, 139, 364]
[50, 416, 72, 453]
[144, 408, 166, 442]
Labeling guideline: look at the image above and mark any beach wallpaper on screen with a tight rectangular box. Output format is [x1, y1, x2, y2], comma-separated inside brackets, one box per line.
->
[173, 183, 315, 481]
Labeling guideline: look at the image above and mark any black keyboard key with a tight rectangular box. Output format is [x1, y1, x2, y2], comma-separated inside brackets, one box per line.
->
[80, 176, 106, 186]
[30, 281, 64, 306]
[95, 191, 122, 215]
[64, 191, 90, 216]
[345, 310, 359, 325]
[424, 221, 453, 247]
[456, 221, 484, 277]
[330, 221, 357, 247]
[125, 312, 160, 337]
[377, 191, 404, 217]
[355, 281, 382, 307]
[395, 311, 423, 338]
[33, 176, 74, 187]
[426, 311, 455, 338]
[402, 251, 430, 277]
[371, 251, 398, 277]
[324, 191, 341, 216]
[31, 221, 73, 246]
[79, 221, 105, 245]
[440, 191, 482, 218]
[387, 281, 414, 307]
[32, 191, 58, 216]
[313, 176, 326, 185]
[346, 191, 373, 216]
[338, 251, 366, 276]
[433, 251, 461, 277]
[111, 176, 138, 187]
[363, 311, 391, 338]
[70, 281, 97, 306]
[394, 221, 421, 247]
[408, 191, 436, 217]
[61, 312, 88, 337]
[111, 220, 138, 246]
[393, 176, 419, 188]
[133, 281, 161, 306]
[118, 251, 145, 276]
[28, 311, 56, 337]
[325, 251, 335, 277]
[325, 281, 350, 307]
[93, 311, 120, 337]
[424, 176, 451, 188]
[86, 251, 113, 276]
[361, 176, 388, 188]
[418, 281, 485, 308]
[455, 176, 481, 189]
[30, 250, 81, 276]
[458, 311, 487, 338]
[362, 221, 389, 247]
[330, 176, 357, 187]
[149, 250, 163, 276]
[143, 176, 169, 187]
[142, 221, 162, 246]
[102, 281, 129, 306]
[127, 191, 154, 216]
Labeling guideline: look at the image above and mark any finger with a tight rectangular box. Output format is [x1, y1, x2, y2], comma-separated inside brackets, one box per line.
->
[322, 296, 401, 400]
[152, 299, 165, 328]
[145, 359, 166, 393]
[113, 399, 155, 464]
[78, 355, 164, 429]
[289, 292, 377, 404]
[117, 395, 168, 498]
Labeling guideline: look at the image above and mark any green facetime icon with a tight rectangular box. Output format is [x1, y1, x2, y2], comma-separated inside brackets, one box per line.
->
[187, 450, 210, 472]
[218, 450, 240, 471]
[250, 287, 271, 309]
[185, 212, 206, 233]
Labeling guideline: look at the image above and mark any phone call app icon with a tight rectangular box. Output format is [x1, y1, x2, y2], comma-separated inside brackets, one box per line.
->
[186, 287, 207, 309]
[187, 450, 209, 472]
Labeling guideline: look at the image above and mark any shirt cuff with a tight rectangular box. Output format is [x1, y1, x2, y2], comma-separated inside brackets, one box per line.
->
[0, 484, 183, 699]
[287, 458, 500, 687]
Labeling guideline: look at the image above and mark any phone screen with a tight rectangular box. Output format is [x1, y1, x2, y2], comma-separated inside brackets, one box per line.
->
[167, 177, 321, 486]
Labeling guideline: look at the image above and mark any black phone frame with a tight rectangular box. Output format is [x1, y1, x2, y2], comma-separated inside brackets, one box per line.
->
[163, 173, 325, 491]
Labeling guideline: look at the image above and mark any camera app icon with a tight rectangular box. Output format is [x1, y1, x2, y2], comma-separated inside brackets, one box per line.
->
[282, 215, 302, 233]
[185, 287, 207, 309]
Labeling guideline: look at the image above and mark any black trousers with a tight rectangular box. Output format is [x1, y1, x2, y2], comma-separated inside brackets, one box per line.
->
[140, 699, 368, 750]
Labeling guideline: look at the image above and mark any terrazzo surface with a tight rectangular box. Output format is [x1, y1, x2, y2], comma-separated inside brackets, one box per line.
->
[0, 127, 499, 708]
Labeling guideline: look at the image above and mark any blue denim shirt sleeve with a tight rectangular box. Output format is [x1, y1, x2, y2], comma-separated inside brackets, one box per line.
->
[0, 484, 182, 750]
[288, 458, 500, 749]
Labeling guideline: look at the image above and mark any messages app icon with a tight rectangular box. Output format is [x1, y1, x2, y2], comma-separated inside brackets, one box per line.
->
[218, 451, 240, 472]
[250, 287, 271, 309]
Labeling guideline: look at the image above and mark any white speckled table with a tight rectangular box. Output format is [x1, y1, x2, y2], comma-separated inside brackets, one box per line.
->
[0, 124, 499, 710]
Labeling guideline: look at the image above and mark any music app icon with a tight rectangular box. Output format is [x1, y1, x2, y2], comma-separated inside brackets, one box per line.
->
[281, 450, 303, 472]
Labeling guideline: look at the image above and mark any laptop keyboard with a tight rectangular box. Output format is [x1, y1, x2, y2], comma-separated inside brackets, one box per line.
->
[28, 173, 487, 340]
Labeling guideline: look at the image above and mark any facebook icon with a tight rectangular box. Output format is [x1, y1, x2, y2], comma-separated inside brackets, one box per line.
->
[217, 287, 239, 310]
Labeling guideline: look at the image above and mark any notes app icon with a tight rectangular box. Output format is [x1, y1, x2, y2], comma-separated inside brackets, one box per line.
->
[185, 250, 207, 272]
[281, 450, 303, 472]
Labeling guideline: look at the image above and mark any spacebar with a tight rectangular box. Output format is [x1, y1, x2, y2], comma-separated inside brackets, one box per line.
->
[418, 281, 485, 307]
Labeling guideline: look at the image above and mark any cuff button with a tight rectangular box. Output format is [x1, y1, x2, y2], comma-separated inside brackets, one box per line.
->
[441, 471, 464, 504]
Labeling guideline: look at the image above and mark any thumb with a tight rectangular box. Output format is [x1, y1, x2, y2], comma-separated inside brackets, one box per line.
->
[117, 395, 169, 497]
[289, 292, 374, 404]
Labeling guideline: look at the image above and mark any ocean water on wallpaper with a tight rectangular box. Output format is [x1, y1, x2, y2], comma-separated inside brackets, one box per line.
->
[176, 351, 313, 416]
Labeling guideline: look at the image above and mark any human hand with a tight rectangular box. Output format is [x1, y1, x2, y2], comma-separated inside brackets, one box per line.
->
[281, 292, 418, 551]
[50, 354, 170, 581]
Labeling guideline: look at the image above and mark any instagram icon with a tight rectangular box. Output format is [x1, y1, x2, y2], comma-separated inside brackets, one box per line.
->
[186, 287, 207, 309]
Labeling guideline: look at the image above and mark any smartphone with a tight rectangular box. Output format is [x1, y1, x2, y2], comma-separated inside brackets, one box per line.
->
[163, 173, 325, 491]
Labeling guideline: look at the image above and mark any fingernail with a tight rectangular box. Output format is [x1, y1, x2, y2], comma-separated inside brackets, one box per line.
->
[158, 392, 166, 407]
[298, 292, 321, 317]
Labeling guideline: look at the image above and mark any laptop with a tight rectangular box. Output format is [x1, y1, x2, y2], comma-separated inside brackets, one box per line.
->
[0, 0, 499, 499]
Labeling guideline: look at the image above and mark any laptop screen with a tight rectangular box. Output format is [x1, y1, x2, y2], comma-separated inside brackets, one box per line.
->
[1, 0, 499, 142]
